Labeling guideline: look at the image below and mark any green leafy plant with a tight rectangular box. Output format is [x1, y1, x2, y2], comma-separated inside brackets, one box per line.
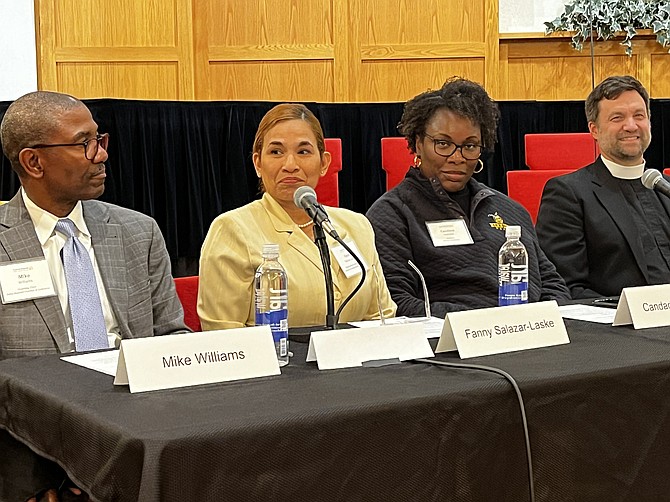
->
[545, 0, 670, 56]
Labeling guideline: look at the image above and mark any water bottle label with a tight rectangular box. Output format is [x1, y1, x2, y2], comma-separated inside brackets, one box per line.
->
[499, 263, 528, 284]
[499, 283, 529, 306]
[255, 309, 289, 344]
[498, 261, 528, 306]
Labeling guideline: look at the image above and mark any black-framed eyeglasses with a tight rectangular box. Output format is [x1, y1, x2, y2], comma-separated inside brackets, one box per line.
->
[424, 133, 484, 160]
[29, 133, 109, 161]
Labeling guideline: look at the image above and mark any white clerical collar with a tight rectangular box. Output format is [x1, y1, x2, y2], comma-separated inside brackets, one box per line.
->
[600, 156, 645, 180]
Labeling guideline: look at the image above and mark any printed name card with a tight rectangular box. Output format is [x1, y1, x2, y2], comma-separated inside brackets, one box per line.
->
[114, 326, 280, 393]
[436, 301, 569, 358]
[306, 324, 434, 370]
[613, 284, 670, 329]
[0, 258, 56, 304]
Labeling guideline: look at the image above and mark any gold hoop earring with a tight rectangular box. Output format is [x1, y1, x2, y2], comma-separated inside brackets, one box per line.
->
[413, 155, 422, 168]
[474, 159, 484, 174]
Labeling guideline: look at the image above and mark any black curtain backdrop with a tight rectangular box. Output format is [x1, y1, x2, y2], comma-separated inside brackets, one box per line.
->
[1, 99, 668, 275]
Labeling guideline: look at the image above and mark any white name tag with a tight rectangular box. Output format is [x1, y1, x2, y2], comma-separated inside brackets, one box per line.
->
[331, 240, 368, 278]
[306, 324, 434, 370]
[436, 301, 569, 358]
[0, 258, 56, 304]
[613, 284, 670, 329]
[114, 326, 280, 393]
[425, 219, 474, 247]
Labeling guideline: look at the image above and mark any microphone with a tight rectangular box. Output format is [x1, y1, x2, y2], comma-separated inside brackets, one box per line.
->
[641, 169, 670, 198]
[293, 186, 339, 238]
[408, 260, 431, 320]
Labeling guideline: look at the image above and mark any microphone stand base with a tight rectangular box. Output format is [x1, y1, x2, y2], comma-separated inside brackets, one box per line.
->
[289, 324, 354, 343]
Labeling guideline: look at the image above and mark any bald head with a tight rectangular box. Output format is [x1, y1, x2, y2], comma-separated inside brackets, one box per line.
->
[0, 91, 85, 176]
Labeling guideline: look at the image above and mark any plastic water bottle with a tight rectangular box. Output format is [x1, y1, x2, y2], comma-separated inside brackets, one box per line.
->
[254, 243, 289, 366]
[498, 225, 529, 306]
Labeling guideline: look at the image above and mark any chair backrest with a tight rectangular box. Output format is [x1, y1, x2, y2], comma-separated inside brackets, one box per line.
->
[381, 137, 414, 191]
[315, 138, 343, 207]
[664, 168, 670, 177]
[174, 276, 201, 332]
[507, 169, 574, 224]
[525, 133, 599, 170]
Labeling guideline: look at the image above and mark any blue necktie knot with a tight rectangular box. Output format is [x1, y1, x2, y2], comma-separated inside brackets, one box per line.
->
[55, 218, 77, 239]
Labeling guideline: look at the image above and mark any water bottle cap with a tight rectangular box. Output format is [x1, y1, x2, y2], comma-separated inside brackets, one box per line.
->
[505, 225, 521, 238]
[261, 243, 280, 258]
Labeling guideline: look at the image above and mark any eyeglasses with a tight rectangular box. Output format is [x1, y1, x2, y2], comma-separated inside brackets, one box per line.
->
[30, 133, 109, 161]
[424, 133, 483, 160]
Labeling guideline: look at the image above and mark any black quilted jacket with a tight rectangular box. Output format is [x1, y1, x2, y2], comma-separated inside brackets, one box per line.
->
[366, 169, 570, 317]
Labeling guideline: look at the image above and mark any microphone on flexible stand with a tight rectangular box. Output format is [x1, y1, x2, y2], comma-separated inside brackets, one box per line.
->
[641, 169, 670, 198]
[293, 186, 366, 329]
[294, 186, 336, 328]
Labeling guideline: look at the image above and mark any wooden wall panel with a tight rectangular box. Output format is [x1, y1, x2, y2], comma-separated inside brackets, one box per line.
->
[507, 56, 637, 100]
[194, 0, 335, 100]
[360, 0, 483, 44]
[37, 0, 194, 99]
[356, 0, 495, 101]
[36, 0, 496, 102]
[35, 0, 670, 102]
[207, 0, 332, 46]
[500, 35, 669, 100]
[56, 63, 179, 100]
[650, 55, 670, 97]
[56, 0, 176, 47]
[359, 60, 485, 102]
[209, 61, 334, 102]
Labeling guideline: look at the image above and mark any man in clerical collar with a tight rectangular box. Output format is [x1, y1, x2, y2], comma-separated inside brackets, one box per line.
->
[536, 75, 670, 299]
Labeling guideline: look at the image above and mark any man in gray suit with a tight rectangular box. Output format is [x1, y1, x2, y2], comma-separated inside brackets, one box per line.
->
[0, 91, 188, 359]
[0, 91, 189, 500]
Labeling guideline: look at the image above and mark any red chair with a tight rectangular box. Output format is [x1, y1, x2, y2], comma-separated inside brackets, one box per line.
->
[664, 169, 670, 176]
[174, 276, 201, 332]
[315, 138, 342, 207]
[381, 137, 414, 191]
[507, 169, 574, 224]
[525, 133, 599, 171]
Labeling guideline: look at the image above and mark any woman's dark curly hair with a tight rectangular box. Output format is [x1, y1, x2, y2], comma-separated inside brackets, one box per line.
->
[398, 77, 500, 154]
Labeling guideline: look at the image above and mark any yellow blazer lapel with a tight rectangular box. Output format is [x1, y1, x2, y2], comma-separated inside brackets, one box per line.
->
[262, 193, 325, 272]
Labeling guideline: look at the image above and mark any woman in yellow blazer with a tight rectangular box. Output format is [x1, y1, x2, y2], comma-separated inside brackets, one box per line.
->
[198, 103, 396, 329]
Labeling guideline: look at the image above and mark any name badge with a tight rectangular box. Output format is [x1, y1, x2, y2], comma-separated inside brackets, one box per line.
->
[613, 284, 670, 329]
[0, 258, 57, 304]
[331, 240, 368, 278]
[425, 219, 474, 247]
[436, 301, 569, 358]
[114, 326, 280, 393]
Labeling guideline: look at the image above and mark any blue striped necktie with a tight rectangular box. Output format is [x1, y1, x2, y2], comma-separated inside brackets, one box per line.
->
[55, 219, 108, 352]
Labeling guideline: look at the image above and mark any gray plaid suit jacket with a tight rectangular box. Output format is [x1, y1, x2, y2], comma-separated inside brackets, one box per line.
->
[0, 191, 188, 359]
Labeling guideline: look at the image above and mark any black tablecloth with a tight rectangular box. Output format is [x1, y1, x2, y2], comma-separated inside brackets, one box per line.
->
[3, 319, 670, 501]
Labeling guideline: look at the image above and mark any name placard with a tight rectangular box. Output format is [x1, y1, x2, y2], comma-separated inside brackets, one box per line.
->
[331, 240, 368, 278]
[436, 301, 569, 358]
[613, 284, 670, 329]
[0, 258, 56, 304]
[114, 326, 280, 393]
[306, 324, 434, 370]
